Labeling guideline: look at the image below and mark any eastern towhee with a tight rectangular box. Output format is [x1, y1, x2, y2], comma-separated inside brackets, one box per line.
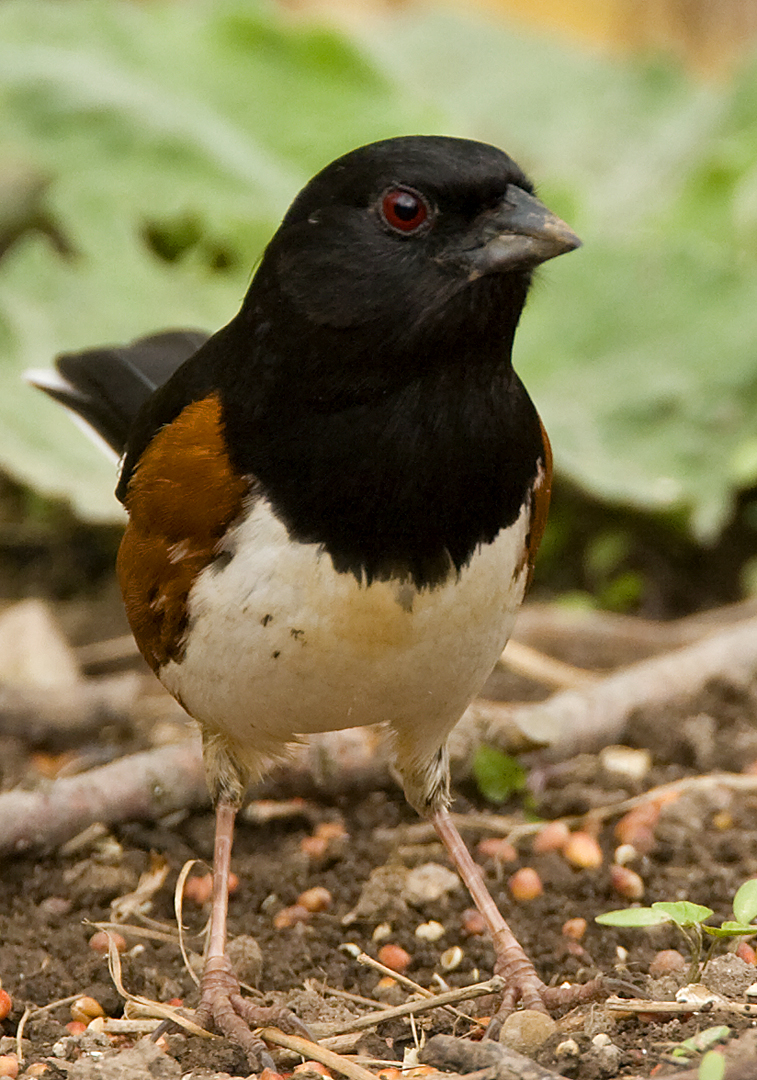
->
[30, 135, 595, 1065]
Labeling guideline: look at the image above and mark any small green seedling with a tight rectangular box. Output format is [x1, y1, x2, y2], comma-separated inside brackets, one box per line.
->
[697, 1050, 726, 1080]
[671, 1025, 730, 1060]
[596, 879, 757, 983]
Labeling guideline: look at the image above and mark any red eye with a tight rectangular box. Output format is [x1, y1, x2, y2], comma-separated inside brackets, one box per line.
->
[380, 187, 430, 233]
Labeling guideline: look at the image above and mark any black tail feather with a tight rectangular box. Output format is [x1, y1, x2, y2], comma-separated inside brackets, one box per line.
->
[28, 329, 209, 456]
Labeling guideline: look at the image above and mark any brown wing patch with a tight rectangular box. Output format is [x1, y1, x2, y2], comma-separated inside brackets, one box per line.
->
[524, 417, 552, 591]
[117, 393, 250, 672]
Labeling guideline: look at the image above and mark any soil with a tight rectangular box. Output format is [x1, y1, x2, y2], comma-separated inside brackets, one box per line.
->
[2, 584, 757, 1079]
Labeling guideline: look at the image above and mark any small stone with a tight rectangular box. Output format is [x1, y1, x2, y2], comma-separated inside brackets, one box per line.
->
[555, 1037, 580, 1060]
[377, 944, 411, 973]
[563, 831, 603, 869]
[533, 820, 570, 853]
[648, 949, 686, 977]
[415, 920, 445, 942]
[499, 1009, 557, 1054]
[508, 867, 543, 901]
[440, 946, 464, 972]
[599, 745, 651, 784]
[404, 863, 460, 906]
[610, 864, 644, 901]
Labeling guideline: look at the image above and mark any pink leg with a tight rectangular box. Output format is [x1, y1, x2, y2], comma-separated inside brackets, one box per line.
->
[194, 799, 310, 1069]
[431, 808, 602, 1032]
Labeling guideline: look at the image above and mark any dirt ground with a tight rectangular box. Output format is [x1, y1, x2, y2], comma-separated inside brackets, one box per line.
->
[2, 583, 757, 1080]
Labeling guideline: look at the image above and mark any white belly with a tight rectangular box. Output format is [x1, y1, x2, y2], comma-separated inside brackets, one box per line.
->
[160, 498, 530, 781]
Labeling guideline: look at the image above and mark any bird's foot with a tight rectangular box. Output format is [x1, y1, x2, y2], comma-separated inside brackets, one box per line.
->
[195, 955, 311, 1070]
[485, 933, 604, 1038]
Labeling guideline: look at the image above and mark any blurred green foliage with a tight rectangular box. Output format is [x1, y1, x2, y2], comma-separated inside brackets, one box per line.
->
[0, 0, 755, 598]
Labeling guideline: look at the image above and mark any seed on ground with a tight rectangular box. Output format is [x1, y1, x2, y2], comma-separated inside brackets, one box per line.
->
[297, 886, 332, 912]
[461, 908, 486, 936]
[533, 820, 570, 854]
[563, 832, 603, 869]
[0, 1054, 18, 1078]
[476, 837, 517, 862]
[440, 945, 464, 971]
[610, 864, 644, 900]
[377, 943, 411, 973]
[508, 867, 543, 901]
[415, 920, 445, 942]
[561, 917, 587, 941]
[71, 996, 105, 1023]
[88, 930, 126, 954]
[273, 904, 311, 930]
[648, 949, 686, 977]
[0, 990, 11, 1021]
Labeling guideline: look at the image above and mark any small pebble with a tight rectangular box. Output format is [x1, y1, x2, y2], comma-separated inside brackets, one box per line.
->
[273, 904, 310, 930]
[648, 949, 686, 977]
[555, 1038, 580, 1060]
[476, 838, 517, 862]
[70, 996, 105, 1024]
[461, 908, 486, 936]
[0, 1054, 17, 1078]
[0, 991, 10, 1021]
[533, 820, 570, 853]
[404, 863, 459, 905]
[440, 946, 464, 972]
[499, 1009, 557, 1054]
[377, 944, 411, 973]
[297, 886, 332, 912]
[561, 917, 587, 941]
[508, 867, 543, 901]
[610, 864, 645, 901]
[88, 930, 126, 954]
[563, 831, 603, 869]
[599, 745, 651, 784]
[415, 920, 445, 942]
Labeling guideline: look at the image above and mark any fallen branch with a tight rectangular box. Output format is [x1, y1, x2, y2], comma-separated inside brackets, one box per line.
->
[0, 739, 208, 855]
[420, 1033, 572, 1080]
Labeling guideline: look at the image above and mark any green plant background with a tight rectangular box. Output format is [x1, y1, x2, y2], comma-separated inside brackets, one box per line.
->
[1, 0, 756, 570]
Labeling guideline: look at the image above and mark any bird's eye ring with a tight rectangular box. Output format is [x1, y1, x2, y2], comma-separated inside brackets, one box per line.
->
[380, 187, 431, 234]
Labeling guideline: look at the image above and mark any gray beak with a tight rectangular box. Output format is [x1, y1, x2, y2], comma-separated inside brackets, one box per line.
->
[458, 185, 581, 278]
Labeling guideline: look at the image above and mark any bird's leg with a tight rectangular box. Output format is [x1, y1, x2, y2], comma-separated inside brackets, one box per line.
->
[194, 798, 310, 1069]
[431, 808, 601, 1034]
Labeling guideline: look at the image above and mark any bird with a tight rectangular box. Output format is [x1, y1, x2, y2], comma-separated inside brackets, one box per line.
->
[29, 134, 597, 1066]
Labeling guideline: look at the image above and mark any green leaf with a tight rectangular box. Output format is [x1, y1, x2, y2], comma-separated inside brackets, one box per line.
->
[595, 907, 672, 928]
[677, 1027, 730, 1055]
[471, 745, 527, 804]
[698, 1050, 727, 1080]
[652, 901, 714, 927]
[703, 921, 757, 938]
[733, 879, 757, 925]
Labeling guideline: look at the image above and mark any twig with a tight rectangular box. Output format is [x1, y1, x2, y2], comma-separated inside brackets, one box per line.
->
[499, 639, 597, 689]
[605, 994, 757, 1017]
[355, 951, 474, 1023]
[320, 977, 504, 1036]
[259, 1028, 379, 1080]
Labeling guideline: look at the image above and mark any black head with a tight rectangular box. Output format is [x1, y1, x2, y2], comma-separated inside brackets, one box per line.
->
[242, 135, 579, 379]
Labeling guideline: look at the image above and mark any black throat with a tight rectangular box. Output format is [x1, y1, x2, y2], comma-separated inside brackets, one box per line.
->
[216, 271, 545, 590]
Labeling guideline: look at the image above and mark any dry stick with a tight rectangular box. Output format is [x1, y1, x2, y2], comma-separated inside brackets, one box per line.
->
[319, 976, 504, 1037]
[259, 1029, 380, 1080]
[605, 995, 757, 1018]
[499, 639, 598, 689]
